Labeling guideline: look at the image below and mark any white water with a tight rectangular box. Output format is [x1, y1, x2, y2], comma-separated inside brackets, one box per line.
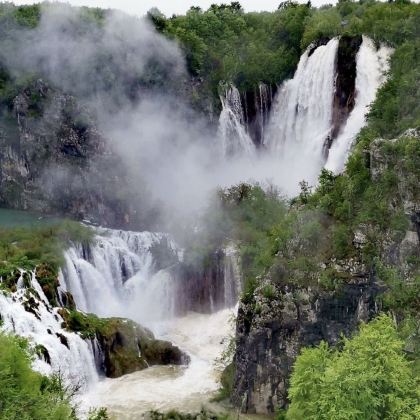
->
[80, 307, 236, 418]
[217, 36, 391, 191]
[61, 229, 179, 324]
[325, 37, 393, 172]
[59, 228, 240, 416]
[0, 270, 98, 389]
[218, 85, 256, 157]
[264, 38, 339, 185]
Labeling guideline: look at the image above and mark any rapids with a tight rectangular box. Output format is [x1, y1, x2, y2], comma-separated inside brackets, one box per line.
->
[60, 228, 240, 416]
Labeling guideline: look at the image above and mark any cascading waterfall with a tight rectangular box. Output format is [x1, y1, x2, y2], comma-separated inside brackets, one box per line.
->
[0, 270, 98, 389]
[218, 85, 255, 157]
[0, 226, 241, 416]
[214, 36, 391, 187]
[60, 229, 179, 324]
[264, 38, 339, 166]
[62, 229, 240, 324]
[60, 228, 240, 416]
[325, 36, 392, 172]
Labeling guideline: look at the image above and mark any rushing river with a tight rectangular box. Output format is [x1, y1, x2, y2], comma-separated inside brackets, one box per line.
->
[79, 308, 236, 418]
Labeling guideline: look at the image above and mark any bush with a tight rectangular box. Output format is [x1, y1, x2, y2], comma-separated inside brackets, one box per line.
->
[287, 315, 419, 419]
[0, 333, 75, 419]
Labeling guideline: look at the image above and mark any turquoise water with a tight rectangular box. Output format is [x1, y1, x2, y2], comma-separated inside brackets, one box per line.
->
[0, 208, 61, 228]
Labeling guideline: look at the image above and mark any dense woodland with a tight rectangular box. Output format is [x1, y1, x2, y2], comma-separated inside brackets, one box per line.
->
[0, 1, 419, 419]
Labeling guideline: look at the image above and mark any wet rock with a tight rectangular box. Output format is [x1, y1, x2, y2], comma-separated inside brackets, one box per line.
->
[95, 318, 188, 378]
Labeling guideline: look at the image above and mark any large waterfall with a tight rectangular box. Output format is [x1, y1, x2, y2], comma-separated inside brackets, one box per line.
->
[61, 230, 178, 323]
[0, 227, 240, 416]
[264, 38, 339, 160]
[62, 228, 240, 415]
[218, 36, 391, 188]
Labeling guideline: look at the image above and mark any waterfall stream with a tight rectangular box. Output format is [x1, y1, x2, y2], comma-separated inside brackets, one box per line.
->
[265, 38, 339, 159]
[325, 36, 392, 172]
[0, 270, 98, 389]
[218, 85, 256, 157]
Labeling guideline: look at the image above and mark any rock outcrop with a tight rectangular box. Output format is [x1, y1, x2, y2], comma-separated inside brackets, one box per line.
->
[59, 309, 188, 378]
[93, 318, 188, 378]
[231, 130, 420, 413]
[232, 276, 381, 413]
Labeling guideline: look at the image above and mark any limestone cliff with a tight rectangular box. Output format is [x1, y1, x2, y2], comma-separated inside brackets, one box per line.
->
[0, 78, 132, 227]
[231, 130, 420, 413]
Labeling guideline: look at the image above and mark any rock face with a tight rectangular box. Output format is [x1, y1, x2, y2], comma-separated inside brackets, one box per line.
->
[94, 318, 188, 378]
[59, 308, 188, 379]
[330, 35, 363, 140]
[232, 276, 381, 413]
[324, 35, 363, 154]
[243, 83, 276, 146]
[0, 79, 131, 227]
[170, 244, 242, 314]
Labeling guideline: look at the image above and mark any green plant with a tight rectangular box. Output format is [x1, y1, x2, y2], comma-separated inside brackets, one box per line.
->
[287, 315, 419, 419]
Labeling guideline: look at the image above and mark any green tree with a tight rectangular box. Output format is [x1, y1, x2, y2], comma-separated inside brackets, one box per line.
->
[287, 315, 420, 419]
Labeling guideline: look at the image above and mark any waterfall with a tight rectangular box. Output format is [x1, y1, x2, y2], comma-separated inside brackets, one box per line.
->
[62, 228, 241, 417]
[61, 229, 179, 325]
[218, 85, 255, 157]
[257, 82, 272, 144]
[62, 229, 241, 325]
[262, 38, 338, 185]
[325, 36, 392, 173]
[0, 270, 98, 389]
[265, 38, 339, 157]
[223, 244, 242, 308]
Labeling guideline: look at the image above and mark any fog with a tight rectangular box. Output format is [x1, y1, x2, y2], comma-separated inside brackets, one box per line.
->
[0, 3, 328, 232]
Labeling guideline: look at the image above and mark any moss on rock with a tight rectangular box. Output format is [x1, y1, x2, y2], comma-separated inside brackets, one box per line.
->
[60, 309, 188, 378]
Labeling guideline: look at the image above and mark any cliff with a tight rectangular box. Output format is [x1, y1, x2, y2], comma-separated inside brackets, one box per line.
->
[231, 130, 420, 413]
[0, 78, 132, 227]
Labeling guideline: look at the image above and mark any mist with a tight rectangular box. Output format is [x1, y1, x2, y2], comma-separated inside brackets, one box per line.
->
[0, 2, 315, 234]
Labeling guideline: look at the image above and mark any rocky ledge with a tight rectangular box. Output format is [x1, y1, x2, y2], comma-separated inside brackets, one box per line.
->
[59, 309, 189, 378]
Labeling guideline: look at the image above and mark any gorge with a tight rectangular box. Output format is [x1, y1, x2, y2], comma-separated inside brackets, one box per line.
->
[0, 1, 419, 419]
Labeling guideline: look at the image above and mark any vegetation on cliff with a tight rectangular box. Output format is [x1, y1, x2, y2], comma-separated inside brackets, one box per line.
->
[0, 221, 93, 305]
[151, 0, 419, 110]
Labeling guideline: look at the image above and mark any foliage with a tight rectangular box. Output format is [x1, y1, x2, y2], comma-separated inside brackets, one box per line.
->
[159, 1, 310, 102]
[287, 315, 420, 419]
[87, 408, 109, 420]
[146, 408, 226, 420]
[216, 184, 289, 290]
[0, 333, 75, 419]
[0, 221, 94, 297]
